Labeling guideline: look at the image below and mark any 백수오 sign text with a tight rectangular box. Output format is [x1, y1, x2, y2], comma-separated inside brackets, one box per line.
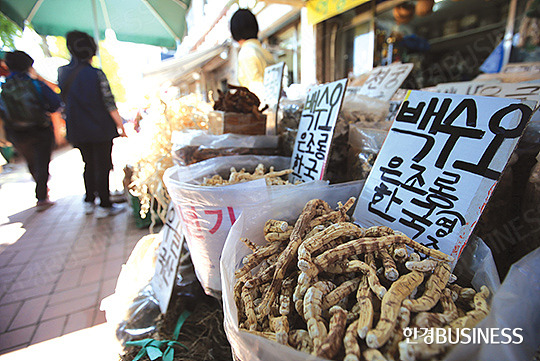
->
[354, 91, 533, 261]
[290, 78, 348, 183]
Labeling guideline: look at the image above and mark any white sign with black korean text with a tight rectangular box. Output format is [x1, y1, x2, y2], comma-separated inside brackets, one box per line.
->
[502, 62, 540, 74]
[151, 203, 183, 313]
[290, 78, 348, 183]
[359, 63, 414, 101]
[354, 91, 534, 261]
[263, 62, 285, 135]
[435, 81, 540, 104]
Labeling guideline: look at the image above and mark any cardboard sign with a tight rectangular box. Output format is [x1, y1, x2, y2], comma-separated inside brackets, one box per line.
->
[290, 78, 348, 183]
[502, 62, 540, 74]
[263, 62, 285, 136]
[359, 63, 414, 101]
[435, 81, 540, 104]
[151, 202, 183, 313]
[354, 91, 534, 261]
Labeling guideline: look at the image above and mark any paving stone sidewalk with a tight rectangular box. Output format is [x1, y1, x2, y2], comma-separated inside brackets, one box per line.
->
[0, 144, 149, 355]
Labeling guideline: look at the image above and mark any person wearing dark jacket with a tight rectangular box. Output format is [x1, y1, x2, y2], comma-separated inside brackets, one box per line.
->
[58, 30, 126, 218]
[0, 51, 62, 211]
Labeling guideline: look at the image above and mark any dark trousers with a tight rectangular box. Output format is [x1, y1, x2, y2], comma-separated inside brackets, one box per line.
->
[7, 126, 54, 201]
[76, 141, 113, 207]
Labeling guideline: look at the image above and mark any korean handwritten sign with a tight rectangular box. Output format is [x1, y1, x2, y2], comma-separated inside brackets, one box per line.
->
[435, 81, 540, 103]
[263, 62, 285, 135]
[290, 78, 348, 183]
[151, 203, 183, 313]
[359, 63, 414, 101]
[354, 91, 534, 261]
[502, 62, 540, 74]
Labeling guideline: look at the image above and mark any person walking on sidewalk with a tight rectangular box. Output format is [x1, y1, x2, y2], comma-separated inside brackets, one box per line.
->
[0, 51, 62, 211]
[58, 30, 127, 218]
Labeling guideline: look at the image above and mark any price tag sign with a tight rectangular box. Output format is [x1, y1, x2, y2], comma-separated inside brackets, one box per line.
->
[263, 62, 285, 135]
[151, 203, 183, 313]
[435, 81, 540, 104]
[290, 78, 348, 183]
[359, 63, 414, 101]
[354, 91, 534, 261]
[502, 62, 540, 74]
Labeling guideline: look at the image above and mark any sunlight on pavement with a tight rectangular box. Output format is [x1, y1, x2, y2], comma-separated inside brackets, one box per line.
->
[0, 181, 36, 221]
[0, 323, 122, 361]
[0, 223, 26, 248]
[47, 148, 85, 200]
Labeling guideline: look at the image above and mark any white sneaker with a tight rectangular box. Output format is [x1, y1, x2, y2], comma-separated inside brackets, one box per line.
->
[95, 204, 126, 219]
[84, 202, 96, 215]
[36, 199, 55, 212]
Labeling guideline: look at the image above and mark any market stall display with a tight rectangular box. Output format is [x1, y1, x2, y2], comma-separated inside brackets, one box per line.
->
[201, 163, 294, 186]
[171, 130, 279, 167]
[220, 191, 525, 361]
[105, 232, 233, 361]
[117, 27, 538, 361]
[164, 154, 364, 296]
[277, 89, 390, 183]
[347, 125, 388, 181]
[332, 92, 391, 183]
[277, 97, 303, 157]
[226, 197, 495, 361]
[210, 84, 267, 135]
[128, 94, 212, 224]
[163, 155, 294, 296]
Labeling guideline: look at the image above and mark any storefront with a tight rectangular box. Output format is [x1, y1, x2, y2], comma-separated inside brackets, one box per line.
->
[143, 0, 304, 98]
[104, 2, 540, 359]
[315, 0, 539, 87]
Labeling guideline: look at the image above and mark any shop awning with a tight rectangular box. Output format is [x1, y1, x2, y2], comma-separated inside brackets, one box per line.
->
[143, 42, 230, 86]
[0, 0, 190, 48]
[306, 0, 369, 24]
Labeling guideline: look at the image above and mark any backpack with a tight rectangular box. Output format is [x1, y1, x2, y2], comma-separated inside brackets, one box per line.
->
[0, 75, 50, 130]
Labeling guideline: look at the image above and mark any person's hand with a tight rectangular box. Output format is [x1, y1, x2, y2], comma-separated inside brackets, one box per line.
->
[28, 67, 38, 79]
[118, 125, 128, 137]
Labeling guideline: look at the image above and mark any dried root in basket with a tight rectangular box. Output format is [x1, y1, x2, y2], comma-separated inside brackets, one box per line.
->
[366, 270, 424, 348]
[233, 198, 492, 361]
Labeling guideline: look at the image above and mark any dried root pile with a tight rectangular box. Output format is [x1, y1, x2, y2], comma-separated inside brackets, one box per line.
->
[202, 163, 295, 186]
[213, 84, 267, 118]
[130, 94, 212, 221]
[233, 198, 491, 361]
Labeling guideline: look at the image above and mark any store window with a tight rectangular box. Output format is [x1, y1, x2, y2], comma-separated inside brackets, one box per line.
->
[268, 21, 302, 86]
[335, 20, 374, 82]
[375, 0, 510, 88]
[317, 1, 375, 83]
[511, 0, 540, 63]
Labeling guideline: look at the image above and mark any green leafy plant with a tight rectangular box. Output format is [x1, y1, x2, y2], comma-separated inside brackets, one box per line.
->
[0, 12, 21, 50]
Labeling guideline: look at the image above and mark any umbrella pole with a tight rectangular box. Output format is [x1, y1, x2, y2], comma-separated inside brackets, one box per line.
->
[91, 0, 102, 67]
